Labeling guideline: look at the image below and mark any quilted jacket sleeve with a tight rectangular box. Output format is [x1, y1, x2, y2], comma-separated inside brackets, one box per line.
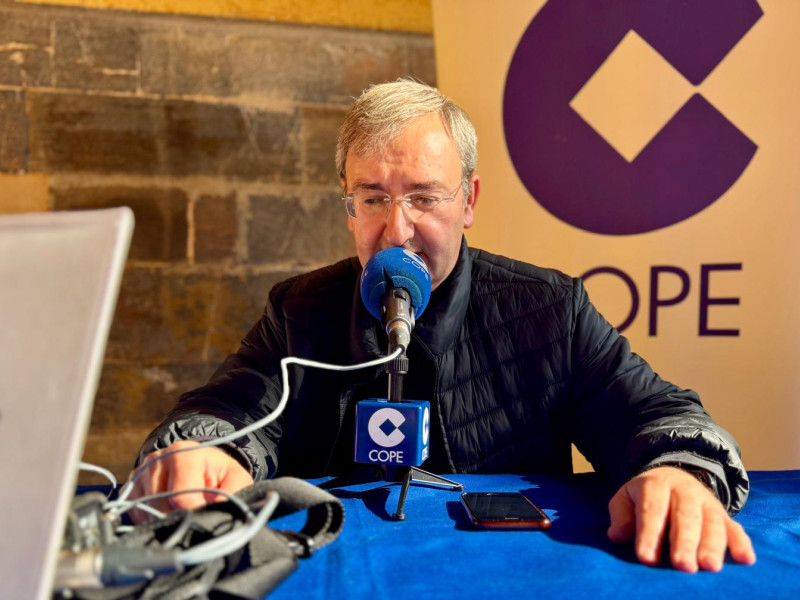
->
[135, 282, 293, 480]
[568, 278, 749, 513]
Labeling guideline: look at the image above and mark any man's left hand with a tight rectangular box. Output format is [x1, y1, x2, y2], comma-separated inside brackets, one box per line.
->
[607, 465, 756, 572]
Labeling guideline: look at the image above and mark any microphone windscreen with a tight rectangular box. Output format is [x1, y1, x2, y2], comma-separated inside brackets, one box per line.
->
[360, 248, 431, 320]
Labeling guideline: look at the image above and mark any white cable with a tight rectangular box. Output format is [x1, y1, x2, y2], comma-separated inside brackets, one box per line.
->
[128, 503, 167, 520]
[107, 487, 254, 520]
[179, 490, 280, 566]
[106, 350, 399, 570]
[79, 461, 118, 489]
[117, 348, 401, 505]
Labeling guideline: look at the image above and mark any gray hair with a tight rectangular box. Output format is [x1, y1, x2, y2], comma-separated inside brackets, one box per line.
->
[336, 79, 478, 197]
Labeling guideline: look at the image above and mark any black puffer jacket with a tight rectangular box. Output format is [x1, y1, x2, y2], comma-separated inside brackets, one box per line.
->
[139, 240, 749, 512]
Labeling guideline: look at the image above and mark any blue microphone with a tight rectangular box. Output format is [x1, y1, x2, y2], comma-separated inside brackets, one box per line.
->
[359, 248, 431, 353]
[357, 250, 463, 519]
[354, 248, 432, 470]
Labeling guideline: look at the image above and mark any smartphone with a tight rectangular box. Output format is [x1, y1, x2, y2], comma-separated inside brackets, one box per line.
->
[460, 491, 552, 530]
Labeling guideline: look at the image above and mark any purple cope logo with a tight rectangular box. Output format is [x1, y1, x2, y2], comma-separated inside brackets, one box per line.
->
[503, 0, 763, 235]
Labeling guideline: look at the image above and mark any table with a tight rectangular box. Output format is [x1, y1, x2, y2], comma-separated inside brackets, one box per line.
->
[270, 471, 800, 599]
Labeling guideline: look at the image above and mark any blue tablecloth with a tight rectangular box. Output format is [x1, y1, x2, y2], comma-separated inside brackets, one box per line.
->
[270, 471, 800, 599]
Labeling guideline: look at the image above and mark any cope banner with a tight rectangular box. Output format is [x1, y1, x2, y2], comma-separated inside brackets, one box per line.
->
[432, 0, 800, 470]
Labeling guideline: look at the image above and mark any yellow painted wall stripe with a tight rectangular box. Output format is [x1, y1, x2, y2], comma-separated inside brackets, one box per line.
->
[15, 0, 434, 33]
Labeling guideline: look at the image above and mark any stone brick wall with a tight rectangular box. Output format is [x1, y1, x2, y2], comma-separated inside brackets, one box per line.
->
[0, 1, 435, 482]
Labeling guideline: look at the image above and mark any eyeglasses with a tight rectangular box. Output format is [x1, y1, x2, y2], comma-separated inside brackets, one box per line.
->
[343, 183, 463, 220]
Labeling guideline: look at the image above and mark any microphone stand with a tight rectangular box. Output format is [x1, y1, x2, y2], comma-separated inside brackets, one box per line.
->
[384, 287, 463, 521]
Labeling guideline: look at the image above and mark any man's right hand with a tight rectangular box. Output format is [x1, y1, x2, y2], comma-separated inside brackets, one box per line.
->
[126, 440, 254, 524]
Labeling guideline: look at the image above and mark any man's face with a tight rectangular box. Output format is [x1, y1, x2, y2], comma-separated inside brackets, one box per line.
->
[343, 113, 479, 290]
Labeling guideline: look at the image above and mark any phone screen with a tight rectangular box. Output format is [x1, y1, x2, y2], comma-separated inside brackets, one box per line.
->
[461, 492, 551, 530]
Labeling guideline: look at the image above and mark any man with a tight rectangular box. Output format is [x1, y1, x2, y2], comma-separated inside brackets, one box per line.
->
[130, 80, 755, 573]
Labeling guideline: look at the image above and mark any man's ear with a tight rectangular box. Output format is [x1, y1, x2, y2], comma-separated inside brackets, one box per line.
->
[463, 175, 480, 229]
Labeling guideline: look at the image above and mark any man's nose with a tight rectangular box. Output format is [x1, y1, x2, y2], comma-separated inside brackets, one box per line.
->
[382, 200, 414, 245]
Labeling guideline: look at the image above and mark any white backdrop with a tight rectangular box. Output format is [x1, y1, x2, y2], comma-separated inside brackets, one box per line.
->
[432, 0, 800, 470]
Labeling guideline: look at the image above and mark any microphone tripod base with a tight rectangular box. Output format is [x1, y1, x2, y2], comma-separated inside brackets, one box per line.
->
[391, 466, 464, 521]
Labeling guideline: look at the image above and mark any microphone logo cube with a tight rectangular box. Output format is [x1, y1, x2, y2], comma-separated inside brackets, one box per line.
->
[355, 399, 430, 466]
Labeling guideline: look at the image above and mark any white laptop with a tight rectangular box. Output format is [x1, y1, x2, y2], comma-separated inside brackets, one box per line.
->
[0, 207, 133, 600]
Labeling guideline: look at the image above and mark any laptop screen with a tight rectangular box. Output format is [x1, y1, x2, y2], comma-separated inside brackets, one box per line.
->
[0, 208, 133, 600]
